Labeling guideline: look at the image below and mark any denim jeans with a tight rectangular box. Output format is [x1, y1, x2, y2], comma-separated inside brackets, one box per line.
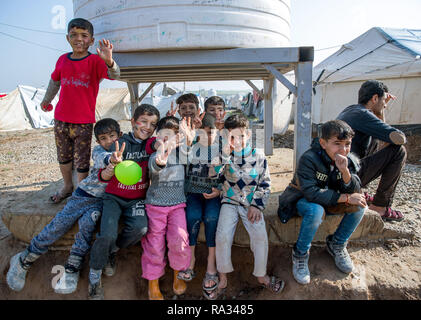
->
[294, 197, 365, 256]
[185, 193, 221, 247]
[29, 188, 102, 258]
[89, 193, 148, 270]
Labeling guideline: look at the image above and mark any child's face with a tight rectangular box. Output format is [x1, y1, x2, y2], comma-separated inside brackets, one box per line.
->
[320, 137, 352, 161]
[228, 127, 251, 152]
[131, 114, 158, 140]
[206, 104, 225, 120]
[197, 126, 217, 146]
[96, 131, 120, 151]
[66, 27, 94, 56]
[178, 102, 198, 119]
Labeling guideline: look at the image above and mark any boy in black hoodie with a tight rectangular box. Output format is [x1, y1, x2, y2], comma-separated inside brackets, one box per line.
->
[87, 104, 160, 299]
[285, 120, 366, 285]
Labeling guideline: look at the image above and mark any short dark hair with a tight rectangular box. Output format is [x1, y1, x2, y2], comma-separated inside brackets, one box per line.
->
[94, 118, 120, 140]
[133, 104, 160, 122]
[224, 113, 249, 130]
[204, 96, 225, 111]
[156, 116, 179, 133]
[176, 93, 199, 107]
[201, 113, 216, 129]
[67, 18, 94, 36]
[358, 80, 389, 105]
[321, 120, 354, 141]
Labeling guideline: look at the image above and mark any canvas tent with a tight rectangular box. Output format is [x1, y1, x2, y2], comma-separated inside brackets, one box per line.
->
[0, 85, 57, 131]
[0, 86, 134, 131]
[312, 27, 421, 126]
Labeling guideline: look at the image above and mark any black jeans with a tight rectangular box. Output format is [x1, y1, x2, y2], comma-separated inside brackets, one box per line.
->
[89, 193, 148, 270]
[358, 144, 407, 208]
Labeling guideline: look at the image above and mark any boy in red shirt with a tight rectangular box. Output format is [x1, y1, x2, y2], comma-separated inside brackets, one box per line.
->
[40, 18, 120, 203]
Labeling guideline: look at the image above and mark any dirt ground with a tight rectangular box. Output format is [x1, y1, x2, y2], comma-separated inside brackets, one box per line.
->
[0, 125, 420, 300]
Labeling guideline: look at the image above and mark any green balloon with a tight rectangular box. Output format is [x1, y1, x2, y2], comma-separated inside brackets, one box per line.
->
[115, 160, 142, 186]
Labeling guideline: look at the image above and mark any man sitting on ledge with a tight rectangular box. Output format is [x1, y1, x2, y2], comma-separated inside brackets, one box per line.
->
[337, 80, 407, 222]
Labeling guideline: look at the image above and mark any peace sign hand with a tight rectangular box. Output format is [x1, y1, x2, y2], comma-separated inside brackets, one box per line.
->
[193, 109, 206, 129]
[110, 140, 126, 165]
[166, 101, 179, 117]
[180, 116, 196, 146]
[155, 135, 177, 166]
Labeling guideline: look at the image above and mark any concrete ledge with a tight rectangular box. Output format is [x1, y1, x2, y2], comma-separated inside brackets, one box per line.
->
[0, 182, 415, 249]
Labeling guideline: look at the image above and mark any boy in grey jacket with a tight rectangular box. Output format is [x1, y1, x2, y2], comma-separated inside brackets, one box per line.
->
[7, 118, 121, 295]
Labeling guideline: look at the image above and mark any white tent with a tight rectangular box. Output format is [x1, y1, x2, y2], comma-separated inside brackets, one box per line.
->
[313, 27, 421, 125]
[0, 86, 57, 131]
[0, 86, 133, 131]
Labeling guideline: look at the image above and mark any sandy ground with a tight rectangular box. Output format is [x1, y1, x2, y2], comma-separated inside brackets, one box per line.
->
[0, 124, 420, 300]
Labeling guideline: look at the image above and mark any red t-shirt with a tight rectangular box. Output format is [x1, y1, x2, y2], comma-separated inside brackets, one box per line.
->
[51, 52, 109, 124]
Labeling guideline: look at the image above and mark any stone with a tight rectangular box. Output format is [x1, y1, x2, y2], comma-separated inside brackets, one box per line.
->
[1, 181, 415, 250]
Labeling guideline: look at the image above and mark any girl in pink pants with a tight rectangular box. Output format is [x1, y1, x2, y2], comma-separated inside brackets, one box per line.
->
[141, 116, 191, 300]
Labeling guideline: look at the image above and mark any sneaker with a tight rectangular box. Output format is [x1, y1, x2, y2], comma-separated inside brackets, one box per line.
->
[103, 252, 117, 277]
[292, 248, 310, 285]
[6, 250, 39, 292]
[88, 281, 104, 300]
[326, 235, 354, 273]
[54, 270, 80, 294]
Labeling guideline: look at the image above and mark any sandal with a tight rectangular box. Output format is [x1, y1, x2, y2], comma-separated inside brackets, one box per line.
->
[176, 268, 196, 282]
[202, 272, 219, 292]
[203, 285, 226, 300]
[364, 192, 374, 205]
[49, 191, 72, 204]
[381, 207, 404, 222]
[261, 276, 285, 294]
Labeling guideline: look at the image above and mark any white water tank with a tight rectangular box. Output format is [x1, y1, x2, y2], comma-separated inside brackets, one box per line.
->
[73, 0, 291, 52]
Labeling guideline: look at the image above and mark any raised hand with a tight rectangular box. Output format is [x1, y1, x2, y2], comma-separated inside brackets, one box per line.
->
[97, 39, 114, 67]
[180, 116, 196, 146]
[215, 110, 226, 130]
[110, 140, 126, 165]
[192, 109, 205, 129]
[202, 187, 220, 199]
[334, 154, 348, 172]
[166, 101, 179, 117]
[155, 135, 177, 166]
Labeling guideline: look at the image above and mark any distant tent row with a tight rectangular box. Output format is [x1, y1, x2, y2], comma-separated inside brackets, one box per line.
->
[313, 27, 421, 126]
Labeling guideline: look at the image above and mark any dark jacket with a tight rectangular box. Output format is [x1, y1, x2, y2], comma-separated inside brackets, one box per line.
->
[277, 138, 361, 223]
[337, 104, 404, 159]
[99, 132, 156, 200]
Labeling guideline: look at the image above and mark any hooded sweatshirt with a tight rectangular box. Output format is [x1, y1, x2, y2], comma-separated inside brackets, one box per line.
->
[99, 132, 156, 200]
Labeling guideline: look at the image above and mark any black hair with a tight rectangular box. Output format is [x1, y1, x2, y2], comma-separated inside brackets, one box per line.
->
[176, 93, 199, 107]
[201, 113, 216, 129]
[67, 18, 94, 36]
[133, 104, 160, 122]
[156, 116, 180, 133]
[204, 96, 225, 111]
[94, 118, 120, 140]
[224, 113, 249, 130]
[358, 80, 389, 105]
[321, 120, 354, 141]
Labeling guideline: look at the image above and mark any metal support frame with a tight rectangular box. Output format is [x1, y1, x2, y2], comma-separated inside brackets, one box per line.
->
[115, 46, 313, 167]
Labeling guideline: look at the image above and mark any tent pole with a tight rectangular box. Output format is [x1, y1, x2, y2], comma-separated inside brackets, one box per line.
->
[127, 82, 139, 118]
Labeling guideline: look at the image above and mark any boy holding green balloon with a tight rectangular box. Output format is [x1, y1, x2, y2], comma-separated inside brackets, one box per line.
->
[87, 104, 160, 300]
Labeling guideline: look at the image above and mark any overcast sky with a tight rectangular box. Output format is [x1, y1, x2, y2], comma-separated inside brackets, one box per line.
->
[1, 0, 421, 93]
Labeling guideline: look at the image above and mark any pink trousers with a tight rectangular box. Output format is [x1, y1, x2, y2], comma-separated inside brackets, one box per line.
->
[141, 203, 191, 280]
